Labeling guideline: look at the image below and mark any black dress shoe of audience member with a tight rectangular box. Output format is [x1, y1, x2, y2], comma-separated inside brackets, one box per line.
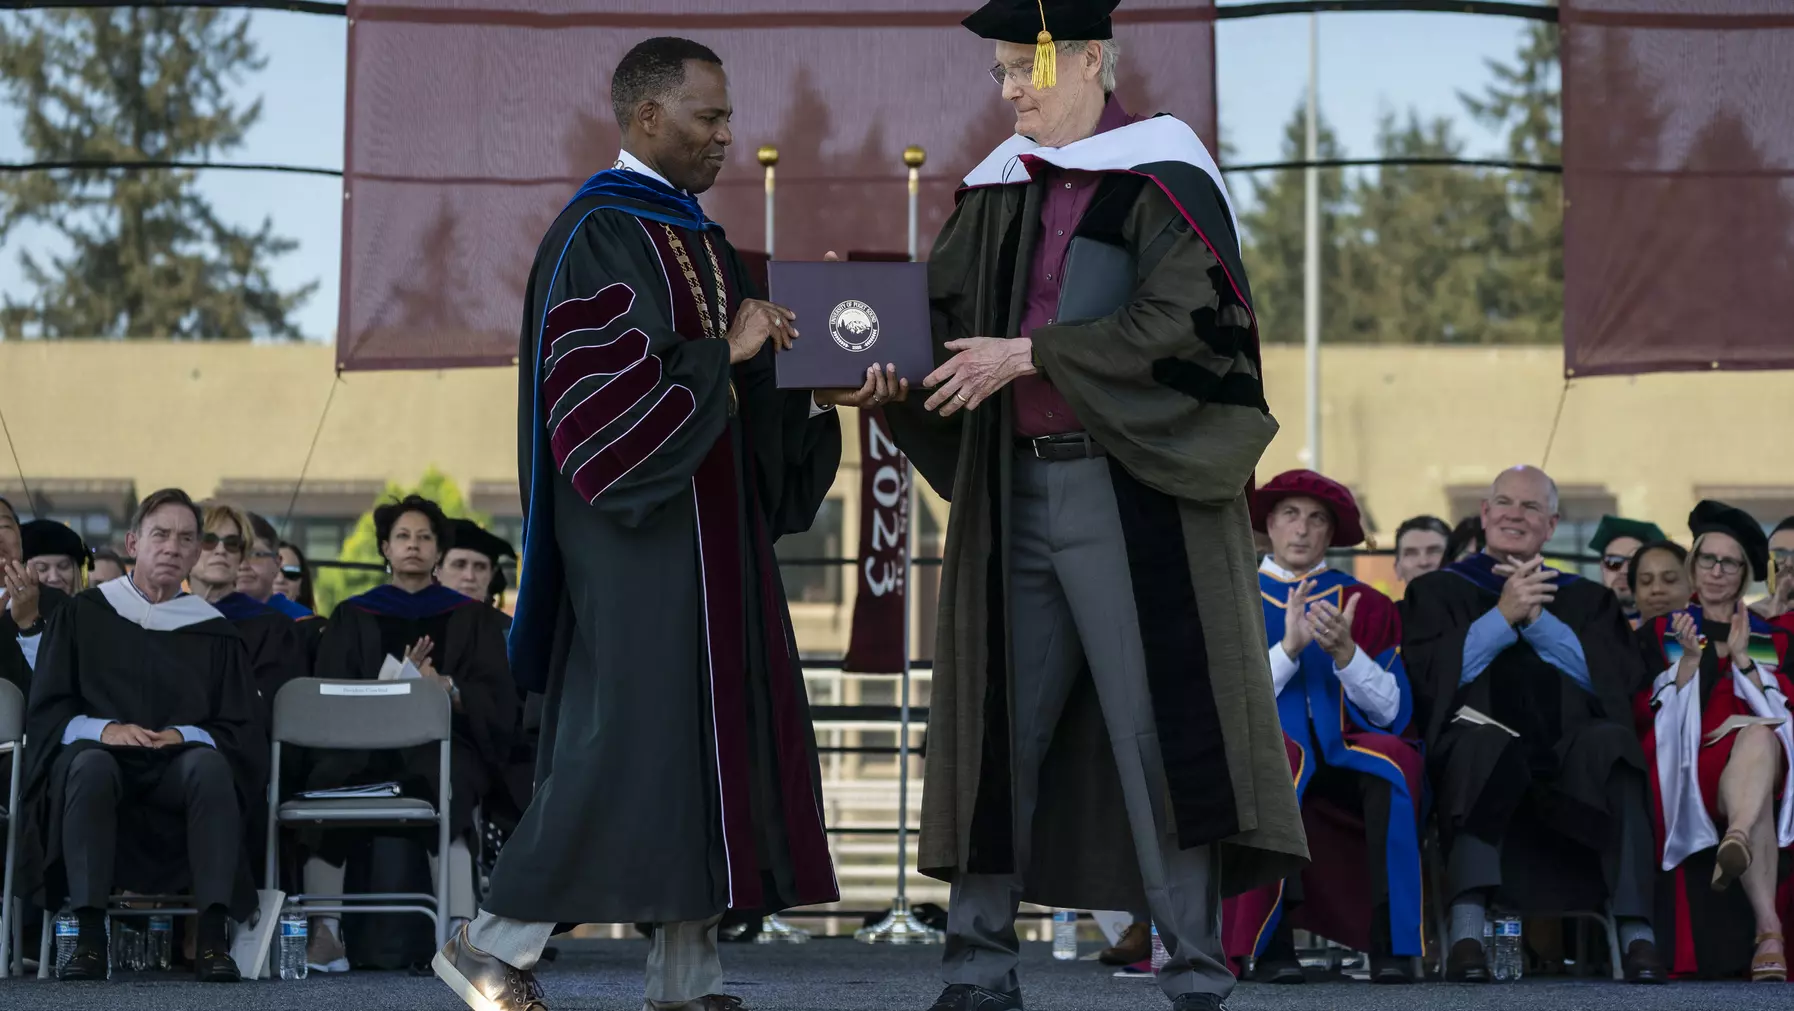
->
[1252, 955, 1306, 984]
[1370, 953, 1414, 984]
[433, 924, 549, 1011]
[1170, 993, 1228, 1011]
[194, 947, 242, 982]
[1623, 939, 1667, 984]
[57, 944, 106, 981]
[1445, 938, 1490, 983]
[926, 983, 1023, 1010]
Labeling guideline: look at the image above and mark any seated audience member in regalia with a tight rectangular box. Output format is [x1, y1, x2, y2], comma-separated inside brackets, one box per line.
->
[3, 516, 84, 687]
[188, 503, 310, 721]
[1629, 541, 1690, 629]
[1589, 515, 1667, 628]
[20, 518, 89, 595]
[1222, 470, 1424, 984]
[298, 494, 515, 972]
[18, 488, 263, 982]
[1404, 465, 1665, 983]
[1636, 502, 1792, 982]
[238, 511, 325, 668]
[439, 519, 515, 612]
[88, 547, 127, 586]
[274, 540, 318, 614]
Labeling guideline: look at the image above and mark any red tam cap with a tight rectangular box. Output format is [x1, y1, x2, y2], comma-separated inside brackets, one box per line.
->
[1250, 469, 1364, 548]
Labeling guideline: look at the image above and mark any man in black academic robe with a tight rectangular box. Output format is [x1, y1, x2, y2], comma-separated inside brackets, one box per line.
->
[1403, 465, 1664, 983]
[17, 488, 263, 982]
[432, 38, 896, 1011]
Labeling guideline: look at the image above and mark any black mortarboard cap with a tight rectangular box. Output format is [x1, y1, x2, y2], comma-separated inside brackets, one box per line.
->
[963, 0, 1120, 43]
[448, 519, 516, 564]
[1586, 515, 1667, 555]
[21, 518, 88, 567]
[963, 0, 1120, 88]
[1688, 500, 1768, 581]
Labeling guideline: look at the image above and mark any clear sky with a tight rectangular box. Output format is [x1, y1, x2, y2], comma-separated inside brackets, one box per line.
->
[0, 2, 1549, 342]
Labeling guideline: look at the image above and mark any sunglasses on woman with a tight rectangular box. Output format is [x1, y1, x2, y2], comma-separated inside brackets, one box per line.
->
[280, 565, 304, 579]
[201, 533, 245, 554]
[1600, 554, 1630, 572]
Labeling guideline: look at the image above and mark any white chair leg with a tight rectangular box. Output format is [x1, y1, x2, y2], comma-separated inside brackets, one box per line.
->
[36, 909, 50, 980]
[1603, 907, 1624, 981]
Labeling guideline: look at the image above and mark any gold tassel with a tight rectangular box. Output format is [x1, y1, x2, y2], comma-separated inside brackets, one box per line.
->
[1032, 0, 1056, 89]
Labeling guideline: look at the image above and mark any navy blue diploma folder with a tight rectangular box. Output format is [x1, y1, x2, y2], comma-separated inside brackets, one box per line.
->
[768, 260, 934, 390]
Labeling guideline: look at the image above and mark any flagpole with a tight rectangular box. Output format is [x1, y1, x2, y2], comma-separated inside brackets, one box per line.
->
[858, 144, 940, 945]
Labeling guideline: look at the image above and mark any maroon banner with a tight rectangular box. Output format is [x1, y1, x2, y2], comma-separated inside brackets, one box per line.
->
[842, 407, 909, 674]
[336, 0, 1217, 371]
[1562, 0, 1794, 377]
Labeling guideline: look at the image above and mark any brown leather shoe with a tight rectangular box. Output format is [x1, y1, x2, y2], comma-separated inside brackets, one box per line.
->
[1623, 939, 1666, 984]
[1098, 922, 1152, 966]
[432, 924, 549, 1010]
[1445, 938, 1490, 983]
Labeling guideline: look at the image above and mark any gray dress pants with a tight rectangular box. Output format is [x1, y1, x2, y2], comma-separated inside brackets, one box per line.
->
[942, 453, 1232, 1002]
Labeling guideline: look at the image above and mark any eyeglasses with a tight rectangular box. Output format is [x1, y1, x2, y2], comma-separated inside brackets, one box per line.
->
[989, 62, 1034, 87]
[1600, 554, 1630, 572]
[201, 533, 245, 554]
[279, 565, 304, 579]
[1773, 548, 1794, 565]
[1694, 552, 1745, 576]
[250, 549, 279, 561]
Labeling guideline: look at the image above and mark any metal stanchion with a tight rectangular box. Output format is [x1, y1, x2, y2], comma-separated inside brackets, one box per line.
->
[858, 146, 941, 945]
[758, 145, 778, 256]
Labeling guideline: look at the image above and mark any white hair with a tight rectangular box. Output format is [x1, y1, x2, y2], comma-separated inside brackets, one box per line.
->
[1060, 38, 1120, 94]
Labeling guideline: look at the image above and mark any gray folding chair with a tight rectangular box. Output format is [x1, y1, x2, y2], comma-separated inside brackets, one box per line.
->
[266, 677, 453, 955]
[0, 679, 22, 977]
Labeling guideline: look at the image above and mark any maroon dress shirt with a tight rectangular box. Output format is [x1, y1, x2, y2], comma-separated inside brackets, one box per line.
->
[1011, 98, 1142, 439]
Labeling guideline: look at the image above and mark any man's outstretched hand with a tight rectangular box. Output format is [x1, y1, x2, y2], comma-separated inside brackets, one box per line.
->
[814, 363, 910, 410]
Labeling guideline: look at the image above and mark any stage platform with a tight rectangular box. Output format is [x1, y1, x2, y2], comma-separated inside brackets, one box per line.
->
[1, 938, 1786, 1010]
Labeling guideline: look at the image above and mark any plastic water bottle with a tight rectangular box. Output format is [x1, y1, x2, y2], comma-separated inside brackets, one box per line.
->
[1150, 922, 1169, 972]
[278, 907, 309, 980]
[53, 911, 79, 975]
[111, 917, 142, 971]
[147, 914, 173, 971]
[1051, 909, 1078, 960]
[1492, 913, 1523, 982]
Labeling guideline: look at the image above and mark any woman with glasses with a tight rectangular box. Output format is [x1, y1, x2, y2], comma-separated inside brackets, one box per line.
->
[300, 494, 516, 972]
[1750, 517, 1794, 621]
[1627, 540, 1690, 629]
[1636, 501, 1793, 981]
[188, 503, 311, 715]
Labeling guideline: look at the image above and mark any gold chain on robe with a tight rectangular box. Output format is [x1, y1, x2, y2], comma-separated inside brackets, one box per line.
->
[661, 223, 737, 413]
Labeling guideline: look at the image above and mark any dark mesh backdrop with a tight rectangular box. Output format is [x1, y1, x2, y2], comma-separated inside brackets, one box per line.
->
[337, 0, 1217, 371]
[1562, 0, 1794, 377]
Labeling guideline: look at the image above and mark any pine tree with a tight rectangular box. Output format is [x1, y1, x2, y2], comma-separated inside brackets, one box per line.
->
[311, 468, 486, 616]
[0, 9, 314, 338]
[1235, 99, 1362, 345]
[1346, 111, 1520, 344]
[1460, 20, 1562, 343]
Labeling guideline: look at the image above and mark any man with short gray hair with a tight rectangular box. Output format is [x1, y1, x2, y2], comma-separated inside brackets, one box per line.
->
[1402, 465, 1664, 983]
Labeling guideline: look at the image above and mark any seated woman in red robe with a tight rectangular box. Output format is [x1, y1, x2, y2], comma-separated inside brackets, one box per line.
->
[1636, 501, 1793, 982]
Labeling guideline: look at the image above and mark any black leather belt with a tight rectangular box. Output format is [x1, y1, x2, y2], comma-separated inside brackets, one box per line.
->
[1018, 432, 1107, 461]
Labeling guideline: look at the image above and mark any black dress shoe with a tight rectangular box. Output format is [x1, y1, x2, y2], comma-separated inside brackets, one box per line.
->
[194, 947, 242, 982]
[433, 924, 549, 1011]
[1623, 939, 1666, 984]
[58, 944, 106, 981]
[1252, 956, 1306, 984]
[1170, 993, 1228, 1011]
[926, 983, 1023, 1010]
[1445, 938, 1490, 983]
[1370, 954, 1414, 984]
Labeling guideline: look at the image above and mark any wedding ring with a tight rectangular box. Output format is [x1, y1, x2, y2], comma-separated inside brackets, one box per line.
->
[956, 393, 969, 402]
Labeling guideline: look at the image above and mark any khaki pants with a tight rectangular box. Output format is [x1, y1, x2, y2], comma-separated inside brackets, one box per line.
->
[466, 911, 723, 1003]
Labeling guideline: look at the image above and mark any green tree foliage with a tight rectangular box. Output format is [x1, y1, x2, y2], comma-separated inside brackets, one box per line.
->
[0, 9, 315, 338]
[1237, 24, 1563, 345]
[311, 468, 487, 617]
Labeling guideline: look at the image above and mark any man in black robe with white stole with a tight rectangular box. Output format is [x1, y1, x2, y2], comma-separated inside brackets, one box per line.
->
[18, 488, 263, 982]
[1403, 465, 1664, 983]
[432, 38, 897, 1011]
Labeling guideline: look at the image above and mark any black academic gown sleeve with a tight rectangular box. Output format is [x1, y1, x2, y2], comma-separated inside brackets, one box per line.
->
[238, 612, 309, 726]
[443, 604, 519, 775]
[534, 209, 736, 529]
[1401, 569, 1478, 752]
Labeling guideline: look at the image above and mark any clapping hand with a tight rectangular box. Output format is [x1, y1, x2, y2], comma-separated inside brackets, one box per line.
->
[1495, 556, 1556, 626]
[1281, 578, 1315, 660]
[1310, 593, 1361, 669]
[1724, 604, 1756, 682]
[1670, 611, 1701, 688]
[405, 636, 439, 679]
[2, 559, 40, 627]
